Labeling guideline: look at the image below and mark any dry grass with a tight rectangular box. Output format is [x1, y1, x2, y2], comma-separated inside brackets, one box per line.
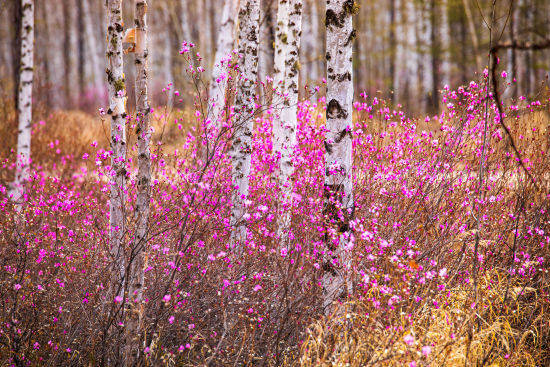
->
[299, 269, 550, 367]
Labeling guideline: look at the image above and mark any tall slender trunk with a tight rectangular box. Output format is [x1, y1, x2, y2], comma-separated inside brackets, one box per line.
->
[208, 0, 239, 125]
[388, 0, 396, 103]
[83, 0, 104, 98]
[160, 3, 175, 109]
[462, 0, 482, 71]
[307, 0, 320, 83]
[0, 11, 11, 77]
[275, 0, 302, 238]
[180, 0, 192, 42]
[230, 0, 260, 247]
[429, 0, 439, 112]
[420, 0, 433, 112]
[404, 0, 418, 107]
[105, 0, 127, 305]
[258, 0, 275, 99]
[76, 0, 86, 102]
[40, 0, 53, 108]
[440, 0, 451, 88]
[273, 0, 289, 91]
[125, 1, 150, 364]
[10, 0, 34, 205]
[507, 0, 517, 99]
[459, 2, 468, 84]
[11, 0, 22, 109]
[62, 0, 76, 107]
[323, 0, 355, 313]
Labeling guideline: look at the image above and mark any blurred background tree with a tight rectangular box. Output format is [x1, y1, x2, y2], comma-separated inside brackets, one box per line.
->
[0, 0, 548, 115]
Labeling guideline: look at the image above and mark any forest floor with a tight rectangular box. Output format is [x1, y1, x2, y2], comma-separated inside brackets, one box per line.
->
[1, 95, 550, 366]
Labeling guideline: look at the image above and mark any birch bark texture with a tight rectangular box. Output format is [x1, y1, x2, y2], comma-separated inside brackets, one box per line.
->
[273, 0, 289, 92]
[275, 0, 302, 237]
[230, 0, 260, 246]
[208, 0, 239, 125]
[323, 0, 355, 312]
[11, 0, 34, 204]
[105, 0, 127, 291]
[125, 1, 150, 364]
[82, 0, 104, 97]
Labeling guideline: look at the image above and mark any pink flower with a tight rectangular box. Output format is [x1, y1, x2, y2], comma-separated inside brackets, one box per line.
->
[422, 345, 432, 356]
[403, 333, 414, 346]
[163, 294, 171, 302]
[14, 284, 21, 290]
[114, 295, 123, 303]
[169, 316, 175, 324]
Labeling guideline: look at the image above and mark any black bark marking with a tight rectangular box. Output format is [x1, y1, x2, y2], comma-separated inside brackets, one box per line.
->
[327, 99, 348, 119]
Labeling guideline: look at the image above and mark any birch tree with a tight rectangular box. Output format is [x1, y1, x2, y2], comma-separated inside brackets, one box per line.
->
[274, 0, 302, 237]
[160, 2, 175, 109]
[125, 2, 150, 363]
[323, 0, 355, 312]
[208, 0, 239, 125]
[301, 0, 320, 84]
[230, 0, 260, 246]
[11, 0, 22, 109]
[62, 0, 77, 106]
[105, 0, 127, 298]
[440, 0, 451, 88]
[82, 0, 104, 97]
[420, 0, 433, 111]
[10, 0, 34, 204]
[273, 0, 289, 91]
[462, 0, 482, 71]
[180, 0, 192, 42]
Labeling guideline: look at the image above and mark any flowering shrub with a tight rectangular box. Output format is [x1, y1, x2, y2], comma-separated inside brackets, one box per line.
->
[1, 49, 549, 365]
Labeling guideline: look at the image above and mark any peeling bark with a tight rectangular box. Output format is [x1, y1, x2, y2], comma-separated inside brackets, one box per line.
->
[105, 0, 127, 305]
[230, 0, 260, 247]
[273, 0, 289, 91]
[208, 0, 239, 125]
[323, 0, 355, 313]
[125, 1, 150, 364]
[10, 0, 34, 205]
[275, 0, 302, 238]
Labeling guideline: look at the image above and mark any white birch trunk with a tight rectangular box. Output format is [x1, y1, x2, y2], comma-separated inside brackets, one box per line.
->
[10, 0, 34, 205]
[440, 0, 451, 88]
[125, 1, 149, 364]
[323, 0, 354, 313]
[308, 0, 320, 83]
[208, 0, 239, 125]
[420, 0, 433, 111]
[276, 0, 302, 237]
[180, 0, 192, 42]
[62, 0, 78, 106]
[230, 0, 260, 247]
[393, 0, 403, 103]
[405, 0, 418, 103]
[82, 0, 104, 96]
[273, 0, 289, 92]
[160, 3, 174, 109]
[106, 0, 127, 300]
[462, 0, 482, 71]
